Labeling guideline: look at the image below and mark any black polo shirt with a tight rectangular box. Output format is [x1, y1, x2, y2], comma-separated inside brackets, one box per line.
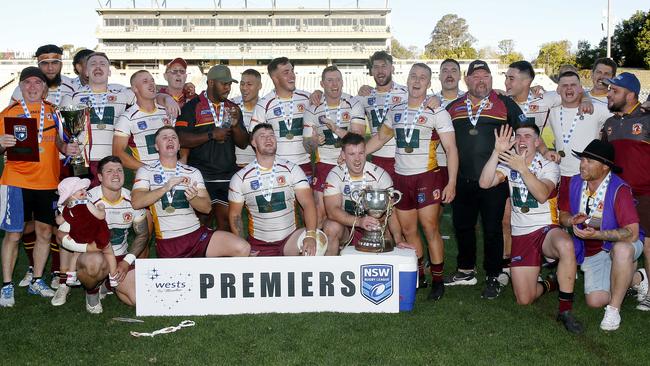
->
[447, 90, 526, 181]
[175, 93, 246, 181]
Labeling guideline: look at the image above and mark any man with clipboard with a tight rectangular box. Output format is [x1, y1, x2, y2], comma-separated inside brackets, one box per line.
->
[0, 67, 79, 307]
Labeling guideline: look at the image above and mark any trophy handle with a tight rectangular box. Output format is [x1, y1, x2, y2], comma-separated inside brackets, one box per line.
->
[350, 189, 365, 214]
[389, 189, 402, 205]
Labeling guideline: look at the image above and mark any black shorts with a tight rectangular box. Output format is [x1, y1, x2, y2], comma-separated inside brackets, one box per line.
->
[205, 181, 229, 206]
[23, 188, 57, 226]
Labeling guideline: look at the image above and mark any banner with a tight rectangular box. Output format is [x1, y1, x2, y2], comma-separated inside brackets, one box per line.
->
[135, 254, 416, 316]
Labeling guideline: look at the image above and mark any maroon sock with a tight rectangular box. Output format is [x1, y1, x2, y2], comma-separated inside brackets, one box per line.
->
[430, 262, 444, 283]
[22, 232, 36, 268]
[59, 273, 67, 285]
[417, 257, 425, 278]
[86, 287, 100, 295]
[558, 291, 574, 313]
[50, 239, 60, 273]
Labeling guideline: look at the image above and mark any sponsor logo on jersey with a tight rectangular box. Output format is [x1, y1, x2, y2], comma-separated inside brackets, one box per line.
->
[250, 180, 260, 190]
[153, 174, 163, 184]
[273, 107, 282, 116]
[344, 184, 351, 195]
[394, 113, 402, 123]
[137, 121, 148, 130]
[368, 97, 376, 105]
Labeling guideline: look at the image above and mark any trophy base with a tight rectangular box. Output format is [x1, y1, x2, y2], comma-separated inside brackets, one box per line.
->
[355, 230, 394, 253]
[72, 164, 89, 177]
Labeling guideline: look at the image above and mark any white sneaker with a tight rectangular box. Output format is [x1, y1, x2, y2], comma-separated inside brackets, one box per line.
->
[27, 279, 55, 298]
[497, 269, 510, 287]
[51, 284, 70, 306]
[18, 267, 33, 287]
[0, 284, 15, 307]
[637, 294, 650, 311]
[50, 274, 60, 290]
[85, 294, 103, 314]
[633, 269, 648, 302]
[600, 305, 621, 331]
[66, 272, 80, 287]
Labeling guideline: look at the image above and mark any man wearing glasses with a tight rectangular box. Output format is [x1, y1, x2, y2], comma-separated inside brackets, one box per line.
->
[159, 58, 190, 109]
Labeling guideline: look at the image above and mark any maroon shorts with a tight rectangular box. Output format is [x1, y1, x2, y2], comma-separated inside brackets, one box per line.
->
[438, 166, 449, 187]
[249, 231, 296, 257]
[155, 226, 214, 258]
[299, 162, 314, 186]
[313, 162, 336, 192]
[394, 169, 445, 210]
[510, 225, 559, 267]
[371, 156, 396, 180]
[635, 195, 650, 236]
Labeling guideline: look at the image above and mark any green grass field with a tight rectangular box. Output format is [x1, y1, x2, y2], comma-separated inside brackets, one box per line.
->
[1, 207, 648, 366]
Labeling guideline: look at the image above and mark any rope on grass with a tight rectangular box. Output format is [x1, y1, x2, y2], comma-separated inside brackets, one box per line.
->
[130, 320, 196, 338]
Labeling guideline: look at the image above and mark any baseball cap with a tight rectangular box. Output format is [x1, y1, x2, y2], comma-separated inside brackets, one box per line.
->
[467, 60, 491, 76]
[572, 139, 622, 174]
[604, 72, 641, 95]
[207, 64, 238, 83]
[166, 57, 187, 71]
[19, 66, 47, 83]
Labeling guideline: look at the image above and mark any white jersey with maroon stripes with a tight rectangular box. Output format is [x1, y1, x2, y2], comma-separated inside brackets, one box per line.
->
[435, 90, 465, 166]
[497, 154, 560, 236]
[114, 103, 172, 166]
[231, 95, 256, 166]
[384, 102, 454, 176]
[303, 93, 366, 165]
[71, 84, 136, 162]
[10, 74, 76, 107]
[228, 158, 310, 243]
[133, 161, 204, 239]
[87, 186, 146, 256]
[587, 89, 609, 106]
[358, 82, 408, 159]
[323, 162, 393, 215]
[250, 89, 311, 165]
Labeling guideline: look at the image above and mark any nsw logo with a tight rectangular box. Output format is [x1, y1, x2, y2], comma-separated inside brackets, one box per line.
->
[153, 174, 163, 184]
[250, 180, 260, 190]
[368, 97, 376, 105]
[361, 264, 393, 305]
[137, 121, 148, 130]
[273, 107, 283, 116]
[13, 125, 27, 142]
[394, 113, 402, 123]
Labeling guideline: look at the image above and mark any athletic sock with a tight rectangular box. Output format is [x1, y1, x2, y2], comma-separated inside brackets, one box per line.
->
[2, 282, 12, 287]
[501, 257, 511, 269]
[430, 262, 444, 283]
[22, 232, 36, 268]
[539, 277, 558, 295]
[86, 287, 100, 295]
[49, 237, 60, 273]
[558, 291, 574, 313]
[417, 257, 425, 279]
[31, 276, 41, 284]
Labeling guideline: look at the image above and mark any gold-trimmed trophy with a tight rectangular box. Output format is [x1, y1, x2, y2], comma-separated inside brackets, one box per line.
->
[352, 188, 402, 253]
[58, 104, 90, 176]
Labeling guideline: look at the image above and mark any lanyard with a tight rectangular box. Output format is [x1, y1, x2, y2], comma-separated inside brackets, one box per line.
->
[465, 96, 489, 128]
[157, 162, 181, 208]
[403, 102, 425, 144]
[20, 100, 45, 143]
[254, 159, 277, 203]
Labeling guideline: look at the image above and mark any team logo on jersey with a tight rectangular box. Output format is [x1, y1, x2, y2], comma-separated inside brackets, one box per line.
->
[529, 104, 539, 112]
[107, 95, 117, 102]
[360, 264, 393, 305]
[368, 97, 376, 106]
[277, 176, 286, 185]
[162, 117, 171, 126]
[342, 112, 350, 122]
[344, 184, 351, 194]
[606, 126, 613, 136]
[432, 189, 441, 201]
[273, 107, 282, 116]
[80, 97, 90, 104]
[392, 96, 401, 104]
[417, 192, 426, 203]
[311, 176, 318, 186]
[153, 174, 163, 184]
[13, 125, 27, 142]
[250, 180, 260, 190]
[46, 113, 52, 119]
[417, 116, 426, 124]
[200, 109, 211, 115]
[597, 201, 604, 211]
[632, 123, 642, 135]
[510, 170, 519, 180]
[394, 113, 402, 123]
[123, 212, 133, 223]
[518, 114, 528, 122]
[297, 104, 305, 113]
[137, 121, 148, 130]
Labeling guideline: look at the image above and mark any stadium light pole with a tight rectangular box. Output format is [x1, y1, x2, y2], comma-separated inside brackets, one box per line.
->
[606, 0, 612, 58]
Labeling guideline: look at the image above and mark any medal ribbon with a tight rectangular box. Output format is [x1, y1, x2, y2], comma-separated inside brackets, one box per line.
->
[324, 101, 342, 145]
[20, 100, 45, 143]
[254, 159, 277, 203]
[204, 91, 225, 128]
[370, 87, 392, 125]
[278, 91, 295, 133]
[465, 95, 489, 128]
[343, 164, 367, 194]
[512, 153, 543, 208]
[404, 102, 425, 145]
[559, 107, 580, 151]
[88, 90, 108, 122]
[580, 172, 611, 218]
[521, 91, 534, 115]
[157, 162, 181, 209]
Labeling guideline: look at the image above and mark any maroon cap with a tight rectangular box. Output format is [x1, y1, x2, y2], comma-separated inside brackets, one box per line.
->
[166, 58, 187, 71]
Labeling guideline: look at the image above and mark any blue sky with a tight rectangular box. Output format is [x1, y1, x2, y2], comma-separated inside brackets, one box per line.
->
[0, 0, 646, 60]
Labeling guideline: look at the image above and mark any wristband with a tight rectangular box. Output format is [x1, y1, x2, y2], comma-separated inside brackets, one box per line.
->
[123, 253, 137, 265]
[61, 235, 88, 253]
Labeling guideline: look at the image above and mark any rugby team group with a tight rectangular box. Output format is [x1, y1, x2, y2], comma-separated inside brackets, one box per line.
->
[0, 44, 649, 335]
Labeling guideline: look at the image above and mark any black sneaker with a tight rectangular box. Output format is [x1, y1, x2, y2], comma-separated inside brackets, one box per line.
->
[481, 277, 502, 299]
[557, 311, 584, 334]
[418, 276, 429, 289]
[427, 281, 444, 301]
[443, 270, 478, 286]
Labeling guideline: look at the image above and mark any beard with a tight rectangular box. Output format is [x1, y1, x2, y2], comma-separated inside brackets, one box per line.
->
[47, 73, 61, 88]
[375, 75, 392, 88]
[608, 98, 626, 113]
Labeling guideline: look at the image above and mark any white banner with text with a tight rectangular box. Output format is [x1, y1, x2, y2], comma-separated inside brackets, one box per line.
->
[135, 254, 417, 316]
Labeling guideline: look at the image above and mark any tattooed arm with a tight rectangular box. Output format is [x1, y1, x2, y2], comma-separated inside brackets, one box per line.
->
[229, 201, 245, 237]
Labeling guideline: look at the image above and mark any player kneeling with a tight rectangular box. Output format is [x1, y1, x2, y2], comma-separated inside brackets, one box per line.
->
[322, 133, 403, 254]
[479, 123, 583, 334]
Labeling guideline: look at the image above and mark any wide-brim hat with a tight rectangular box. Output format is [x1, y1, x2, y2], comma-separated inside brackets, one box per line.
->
[572, 139, 622, 174]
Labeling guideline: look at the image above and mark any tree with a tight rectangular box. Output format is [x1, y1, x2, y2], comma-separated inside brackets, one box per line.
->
[533, 40, 575, 75]
[498, 39, 515, 56]
[478, 46, 499, 59]
[497, 39, 523, 65]
[611, 10, 649, 67]
[638, 16, 650, 68]
[391, 38, 415, 59]
[574, 40, 605, 70]
[424, 14, 477, 59]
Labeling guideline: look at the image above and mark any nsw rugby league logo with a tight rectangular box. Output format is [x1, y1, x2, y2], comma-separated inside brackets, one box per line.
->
[360, 264, 394, 305]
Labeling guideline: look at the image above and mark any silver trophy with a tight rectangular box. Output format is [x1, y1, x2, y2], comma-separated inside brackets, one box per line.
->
[58, 104, 89, 176]
[352, 188, 402, 253]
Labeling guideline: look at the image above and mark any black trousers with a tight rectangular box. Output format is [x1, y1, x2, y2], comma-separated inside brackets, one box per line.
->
[452, 178, 508, 278]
